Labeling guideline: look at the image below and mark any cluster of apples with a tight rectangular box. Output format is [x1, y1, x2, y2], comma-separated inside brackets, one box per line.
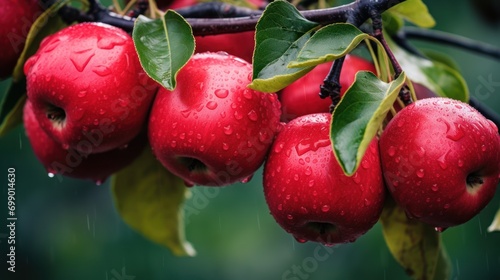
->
[4, 0, 500, 247]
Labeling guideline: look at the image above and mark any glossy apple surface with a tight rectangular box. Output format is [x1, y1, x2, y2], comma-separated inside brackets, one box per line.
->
[263, 113, 385, 245]
[280, 55, 376, 121]
[149, 52, 281, 186]
[24, 22, 158, 154]
[380, 97, 500, 228]
[0, 0, 42, 79]
[23, 100, 146, 183]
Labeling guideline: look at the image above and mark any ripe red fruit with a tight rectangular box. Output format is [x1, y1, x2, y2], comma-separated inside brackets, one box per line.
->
[148, 52, 282, 186]
[195, 31, 255, 63]
[0, 0, 42, 79]
[24, 22, 158, 154]
[23, 100, 146, 183]
[263, 113, 385, 245]
[280, 55, 376, 121]
[380, 97, 500, 228]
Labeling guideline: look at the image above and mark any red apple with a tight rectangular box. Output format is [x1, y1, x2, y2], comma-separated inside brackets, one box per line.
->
[23, 100, 146, 183]
[195, 31, 255, 63]
[380, 97, 500, 228]
[0, 0, 43, 79]
[24, 22, 158, 154]
[148, 52, 281, 186]
[263, 113, 385, 245]
[279, 55, 376, 122]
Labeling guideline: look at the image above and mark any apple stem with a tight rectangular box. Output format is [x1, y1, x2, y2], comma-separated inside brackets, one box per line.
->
[320, 57, 345, 113]
[466, 174, 484, 187]
[53, 0, 406, 36]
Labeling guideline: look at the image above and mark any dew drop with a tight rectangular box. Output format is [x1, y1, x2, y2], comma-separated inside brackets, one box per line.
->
[274, 142, 284, 153]
[99, 109, 105, 115]
[97, 36, 126, 49]
[92, 65, 112, 76]
[78, 91, 87, 98]
[223, 125, 234, 135]
[287, 214, 294, 220]
[179, 133, 186, 140]
[416, 169, 425, 178]
[388, 146, 396, 157]
[308, 180, 315, 187]
[321, 205, 330, 212]
[222, 143, 229, 150]
[444, 204, 450, 209]
[431, 184, 439, 192]
[458, 159, 464, 167]
[293, 174, 299, 181]
[294, 236, 307, 243]
[247, 110, 258, 121]
[170, 141, 177, 148]
[47, 172, 55, 178]
[397, 119, 405, 127]
[206, 101, 218, 110]
[73, 108, 84, 121]
[240, 174, 253, 183]
[278, 204, 283, 211]
[214, 89, 229, 98]
[70, 50, 95, 72]
[305, 166, 312, 176]
[481, 145, 487, 152]
[234, 111, 243, 120]
[199, 145, 205, 152]
[300, 207, 308, 214]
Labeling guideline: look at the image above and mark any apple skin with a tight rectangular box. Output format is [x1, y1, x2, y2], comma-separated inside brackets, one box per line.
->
[23, 100, 146, 183]
[148, 52, 282, 186]
[0, 0, 42, 79]
[279, 55, 376, 122]
[263, 113, 385, 245]
[24, 22, 158, 154]
[380, 97, 500, 228]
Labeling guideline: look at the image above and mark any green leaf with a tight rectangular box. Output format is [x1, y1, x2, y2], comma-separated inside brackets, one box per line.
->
[112, 148, 195, 256]
[381, 200, 451, 280]
[249, 0, 320, 93]
[0, 80, 27, 137]
[12, 0, 69, 81]
[387, 0, 436, 28]
[133, 11, 195, 90]
[487, 207, 500, 232]
[331, 72, 406, 175]
[288, 23, 369, 68]
[420, 49, 461, 72]
[386, 35, 469, 103]
[382, 12, 404, 35]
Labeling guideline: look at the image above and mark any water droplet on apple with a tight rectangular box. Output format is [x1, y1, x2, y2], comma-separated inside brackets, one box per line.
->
[92, 65, 112, 76]
[97, 36, 126, 49]
[223, 125, 233, 135]
[294, 236, 307, 243]
[62, 143, 70, 150]
[99, 109, 105, 115]
[295, 138, 330, 156]
[199, 145, 205, 152]
[293, 174, 299, 181]
[222, 143, 229, 150]
[392, 180, 399, 187]
[431, 184, 439, 192]
[444, 203, 450, 209]
[481, 145, 487, 152]
[434, 227, 447, 233]
[443, 120, 465, 141]
[240, 174, 253, 183]
[352, 173, 361, 184]
[361, 160, 370, 169]
[205, 101, 218, 110]
[277, 204, 283, 211]
[416, 169, 425, 178]
[70, 50, 95, 72]
[425, 197, 431, 203]
[243, 89, 253, 100]
[170, 141, 177, 148]
[321, 205, 330, 212]
[287, 214, 294, 220]
[274, 142, 284, 153]
[233, 111, 243, 120]
[181, 110, 191, 118]
[304, 166, 312, 176]
[179, 133, 186, 140]
[308, 180, 315, 187]
[58, 95, 64, 100]
[73, 108, 84, 121]
[388, 146, 396, 157]
[247, 110, 258, 121]
[258, 131, 270, 143]
[458, 159, 464, 167]
[397, 119, 405, 127]
[364, 198, 371, 206]
[214, 89, 229, 98]
[47, 172, 55, 178]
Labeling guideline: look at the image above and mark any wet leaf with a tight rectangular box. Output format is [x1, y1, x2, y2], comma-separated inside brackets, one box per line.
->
[112, 148, 195, 256]
[288, 23, 369, 68]
[487, 207, 500, 232]
[381, 200, 451, 280]
[133, 11, 195, 90]
[331, 72, 406, 175]
[12, 0, 69, 81]
[0, 79, 27, 137]
[249, 0, 320, 93]
[387, 35, 469, 103]
[386, 0, 435, 28]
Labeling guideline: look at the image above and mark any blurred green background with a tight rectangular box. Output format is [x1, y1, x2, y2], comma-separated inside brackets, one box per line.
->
[1, 0, 500, 279]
